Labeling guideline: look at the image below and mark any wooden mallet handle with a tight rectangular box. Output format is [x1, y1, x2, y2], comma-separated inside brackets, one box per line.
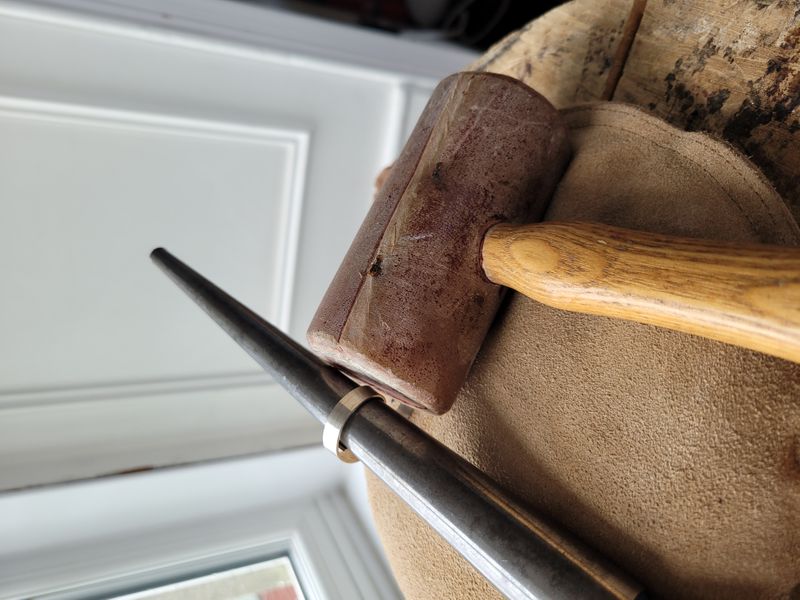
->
[482, 222, 800, 364]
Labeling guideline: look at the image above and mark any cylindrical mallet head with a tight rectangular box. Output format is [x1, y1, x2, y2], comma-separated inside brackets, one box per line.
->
[308, 72, 570, 414]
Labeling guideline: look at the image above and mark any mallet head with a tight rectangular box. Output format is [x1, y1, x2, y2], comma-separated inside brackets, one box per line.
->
[308, 72, 570, 414]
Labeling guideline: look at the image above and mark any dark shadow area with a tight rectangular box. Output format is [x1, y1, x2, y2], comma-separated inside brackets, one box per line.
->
[237, 0, 564, 50]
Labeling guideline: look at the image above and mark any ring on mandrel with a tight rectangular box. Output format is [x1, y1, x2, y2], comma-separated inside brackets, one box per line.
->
[323, 386, 382, 463]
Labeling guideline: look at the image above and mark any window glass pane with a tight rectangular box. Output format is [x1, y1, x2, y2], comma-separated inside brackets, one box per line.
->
[111, 556, 303, 600]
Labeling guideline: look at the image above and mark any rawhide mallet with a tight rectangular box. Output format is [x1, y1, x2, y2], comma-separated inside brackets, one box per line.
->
[309, 72, 569, 414]
[309, 71, 800, 414]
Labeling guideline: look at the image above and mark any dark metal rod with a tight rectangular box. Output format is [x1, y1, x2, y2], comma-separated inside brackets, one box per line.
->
[150, 248, 645, 600]
[151, 248, 352, 424]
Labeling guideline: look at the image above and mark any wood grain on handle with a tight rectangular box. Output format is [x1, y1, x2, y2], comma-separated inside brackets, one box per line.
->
[482, 222, 800, 364]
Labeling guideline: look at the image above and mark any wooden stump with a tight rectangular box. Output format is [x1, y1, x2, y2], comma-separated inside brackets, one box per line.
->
[468, 0, 632, 106]
[470, 0, 800, 223]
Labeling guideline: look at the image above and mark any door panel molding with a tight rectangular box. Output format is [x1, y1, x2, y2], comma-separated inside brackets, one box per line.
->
[0, 94, 308, 405]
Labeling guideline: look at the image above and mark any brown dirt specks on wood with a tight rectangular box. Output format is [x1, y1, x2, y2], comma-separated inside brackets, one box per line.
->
[615, 0, 800, 222]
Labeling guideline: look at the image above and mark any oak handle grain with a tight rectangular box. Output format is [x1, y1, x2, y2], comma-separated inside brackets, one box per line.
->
[482, 222, 800, 364]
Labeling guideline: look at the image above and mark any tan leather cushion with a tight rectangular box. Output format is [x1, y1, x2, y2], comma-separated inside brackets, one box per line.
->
[366, 103, 800, 600]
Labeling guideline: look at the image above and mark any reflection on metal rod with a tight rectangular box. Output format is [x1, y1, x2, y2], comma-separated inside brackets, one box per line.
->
[151, 248, 646, 600]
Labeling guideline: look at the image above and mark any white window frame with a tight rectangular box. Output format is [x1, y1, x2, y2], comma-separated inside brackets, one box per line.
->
[0, 447, 401, 600]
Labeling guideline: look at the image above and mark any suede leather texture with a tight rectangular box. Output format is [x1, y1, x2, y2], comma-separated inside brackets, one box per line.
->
[366, 103, 800, 599]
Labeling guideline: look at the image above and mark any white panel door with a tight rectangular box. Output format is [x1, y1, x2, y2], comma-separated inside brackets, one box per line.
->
[0, 0, 476, 489]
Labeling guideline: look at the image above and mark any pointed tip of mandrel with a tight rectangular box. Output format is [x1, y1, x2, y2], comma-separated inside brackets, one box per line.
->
[150, 247, 168, 262]
[150, 247, 184, 284]
[147, 246, 353, 423]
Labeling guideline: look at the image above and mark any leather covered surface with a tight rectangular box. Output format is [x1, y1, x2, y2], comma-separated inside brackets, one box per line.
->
[366, 103, 800, 599]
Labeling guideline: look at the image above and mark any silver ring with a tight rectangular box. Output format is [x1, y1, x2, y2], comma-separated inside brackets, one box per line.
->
[323, 386, 382, 463]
